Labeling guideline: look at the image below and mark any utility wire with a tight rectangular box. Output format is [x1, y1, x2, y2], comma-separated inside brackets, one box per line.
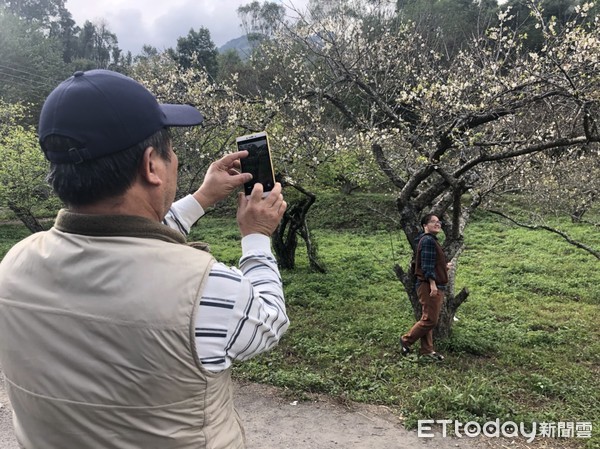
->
[0, 70, 54, 91]
[0, 63, 58, 83]
[0, 63, 66, 86]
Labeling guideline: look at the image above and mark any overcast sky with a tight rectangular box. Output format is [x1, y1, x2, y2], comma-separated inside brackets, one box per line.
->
[64, 0, 309, 55]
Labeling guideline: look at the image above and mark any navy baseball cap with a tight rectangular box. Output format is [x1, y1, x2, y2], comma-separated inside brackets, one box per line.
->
[39, 69, 204, 163]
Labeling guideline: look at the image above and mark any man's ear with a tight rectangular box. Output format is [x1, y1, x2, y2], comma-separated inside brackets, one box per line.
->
[140, 146, 163, 186]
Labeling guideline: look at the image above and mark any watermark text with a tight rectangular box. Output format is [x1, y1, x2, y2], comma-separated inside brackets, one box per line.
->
[417, 420, 593, 443]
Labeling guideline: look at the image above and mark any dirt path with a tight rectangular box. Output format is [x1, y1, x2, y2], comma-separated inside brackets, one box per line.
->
[233, 381, 480, 449]
[0, 372, 573, 448]
[0, 369, 479, 449]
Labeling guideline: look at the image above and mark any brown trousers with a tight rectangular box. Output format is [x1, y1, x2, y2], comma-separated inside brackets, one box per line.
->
[401, 282, 444, 354]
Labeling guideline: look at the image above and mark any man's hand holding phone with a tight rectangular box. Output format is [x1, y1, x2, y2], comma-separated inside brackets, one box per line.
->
[236, 132, 276, 198]
[193, 151, 252, 210]
[191, 132, 285, 237]
[237, 182, 287, 237]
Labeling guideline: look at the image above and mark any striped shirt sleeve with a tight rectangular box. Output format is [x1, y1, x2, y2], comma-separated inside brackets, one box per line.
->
[194, 234, 289, 372]
[162, 195, 288, 372]
[162, 195, 205, 235]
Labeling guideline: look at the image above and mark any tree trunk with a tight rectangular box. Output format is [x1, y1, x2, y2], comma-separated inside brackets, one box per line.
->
[271, 182, 326, 273]
[571, 189, 596, 223]
[434, 287, 469, 339]
[394, 262, 470, 340]
[7, 202, 45, 233]
[272, 212, 298, 269]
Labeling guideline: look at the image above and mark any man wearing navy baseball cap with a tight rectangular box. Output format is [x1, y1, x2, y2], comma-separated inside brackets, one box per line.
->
[0, 70, 288, 449]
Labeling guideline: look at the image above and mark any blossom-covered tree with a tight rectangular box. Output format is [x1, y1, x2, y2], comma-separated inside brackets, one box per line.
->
[250, 1, 600, 337]
[131, 53, 271, 197]
[499, 138, 599, 226]
[130, 1, 599, 334]
[131, 50, 334, 270]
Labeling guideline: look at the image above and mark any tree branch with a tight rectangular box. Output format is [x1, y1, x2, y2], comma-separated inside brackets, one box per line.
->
[433, 89, 580, 163]
[456, 136, 592, 178]
[372, 143, 406, 189]
[584, 101, 599, 140]
[400, 165, 438, 207]
[487, 209, 600, 260]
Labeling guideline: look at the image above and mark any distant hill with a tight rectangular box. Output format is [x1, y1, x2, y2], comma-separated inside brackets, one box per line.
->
[218, 35, 256, 60]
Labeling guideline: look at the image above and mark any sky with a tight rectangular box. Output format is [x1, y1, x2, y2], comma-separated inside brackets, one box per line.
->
[64, 0, 309, 55]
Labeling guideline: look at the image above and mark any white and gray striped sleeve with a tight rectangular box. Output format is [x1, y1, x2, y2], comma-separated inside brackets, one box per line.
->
[163, 194, 205, 235]
[194, 234, 289, 372]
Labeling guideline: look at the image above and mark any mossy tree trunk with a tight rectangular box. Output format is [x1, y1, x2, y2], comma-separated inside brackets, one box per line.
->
[271, 179, 326, 273]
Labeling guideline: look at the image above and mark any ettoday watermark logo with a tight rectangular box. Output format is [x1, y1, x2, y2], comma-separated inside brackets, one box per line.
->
[418, 419, 593, 443]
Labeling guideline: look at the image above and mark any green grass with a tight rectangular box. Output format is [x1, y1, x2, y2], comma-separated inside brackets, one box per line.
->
[1, 197, 598, 448]
[0, 224, 32, 254]
[195, 205, 600, 448]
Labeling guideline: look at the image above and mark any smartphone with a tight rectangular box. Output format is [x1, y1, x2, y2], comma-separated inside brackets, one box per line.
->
[236, 131, 276, 197]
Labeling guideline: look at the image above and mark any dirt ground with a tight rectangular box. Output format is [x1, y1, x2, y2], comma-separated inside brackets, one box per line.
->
[233, 381, 481, 449]
[0, 371, 581, 449]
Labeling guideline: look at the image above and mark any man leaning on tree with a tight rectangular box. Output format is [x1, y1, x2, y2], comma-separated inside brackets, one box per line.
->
[400, 214, 452, 361]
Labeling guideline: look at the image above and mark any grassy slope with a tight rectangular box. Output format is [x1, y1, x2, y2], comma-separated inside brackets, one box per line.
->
[1, 194, 598, 447]
[194, 194, 599, 448]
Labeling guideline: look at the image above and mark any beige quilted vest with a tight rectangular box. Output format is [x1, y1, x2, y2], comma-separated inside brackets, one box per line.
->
[0, 211, 245, 449]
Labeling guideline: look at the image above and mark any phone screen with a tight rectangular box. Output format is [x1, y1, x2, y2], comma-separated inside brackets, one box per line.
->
[237, 134, 275, 196]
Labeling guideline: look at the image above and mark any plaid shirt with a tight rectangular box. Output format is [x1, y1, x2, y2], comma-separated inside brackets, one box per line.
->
[419, 234, 439, 281]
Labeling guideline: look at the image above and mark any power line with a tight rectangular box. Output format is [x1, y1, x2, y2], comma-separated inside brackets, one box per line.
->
[0, 62, 66, 86]
[0, 70, 54, 91]
[0, 74, 55, 99]
[0, 63, 60, 84]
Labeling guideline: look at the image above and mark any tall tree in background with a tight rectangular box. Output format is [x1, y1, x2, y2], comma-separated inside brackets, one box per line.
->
[2, 0, 81, 65]
[48, 6, 78, 63]
[170, 27, 218, 80]
[396, 0, 499, 56]
[1, 2, 127, 114]
[94, 20, 120, 68]
[230, 1, 289, 94]
[238, 0, 286, 41]
[0, 8, 65, 109]
[0, 0, 64, 27]
[134, 45, 160, 65]
[74, 20, 122, 70]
